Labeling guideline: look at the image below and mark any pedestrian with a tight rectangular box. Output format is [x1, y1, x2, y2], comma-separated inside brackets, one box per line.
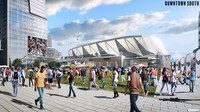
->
[1, 68, 6, 86]
[21, 68, 26, 87]
[170, 69, 177, 95]
[80, 67, 87, 84]
[88, 67, 99, 90]
[11, 67, 21, 97]
[124, 66, 145, 112]
[112, 67, 119, 98]
[34, 66, 46, 110]
[160, 67, 170, 95]
[29, 68, 34, 87]
[189, 67, 196, 92]
[99, 67, 105, 88]
[150, 68, 157, 86]
[5, 68, 10, 81]
[141, 67, 149, 96]
[47, 67, 53, 89]
[52, 69, 57, 86]
[56, 69, 63, 88]
[121, 67, 126, 83]
[67, 70, 76, 97]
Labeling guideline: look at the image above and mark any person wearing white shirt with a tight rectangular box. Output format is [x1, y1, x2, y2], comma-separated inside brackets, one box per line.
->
[170, 69, 177, 96]
[56, 69, 63, 88]
[112, 67, 119, 98]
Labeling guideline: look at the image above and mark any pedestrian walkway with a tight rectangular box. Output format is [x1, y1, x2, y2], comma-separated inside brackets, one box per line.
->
[0, 79, 199, 112]
[155, 76, 200, 106]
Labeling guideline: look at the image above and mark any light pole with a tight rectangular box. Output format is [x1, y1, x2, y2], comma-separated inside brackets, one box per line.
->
[120, 52, 124, 67]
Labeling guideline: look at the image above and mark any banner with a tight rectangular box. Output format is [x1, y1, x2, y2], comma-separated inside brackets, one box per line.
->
[196, 49, 200, 77]
[175, 60, 179, 72]
[185, 53, 191, 73]
[180, 57, 185, 72]
[28, 36, 47, 57]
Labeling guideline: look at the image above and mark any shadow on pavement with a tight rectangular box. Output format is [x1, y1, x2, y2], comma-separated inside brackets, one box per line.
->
[11, 99, 38, 109]
[0, 90, 13, 97]
[94, 96, 113, 99]
[46, 93, 68, 98]
[159, 97, 200, 103]
[77, 87, 88, 91]
[176, 91, 190, 93]
[18, 84, 28, 87]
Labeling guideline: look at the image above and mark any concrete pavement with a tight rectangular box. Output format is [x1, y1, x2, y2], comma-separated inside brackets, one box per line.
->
[155, 75, 200, 108]
[0, 79, 199, 112]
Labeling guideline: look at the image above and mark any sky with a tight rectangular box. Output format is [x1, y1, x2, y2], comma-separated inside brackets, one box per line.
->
[46, 0, 200, 60]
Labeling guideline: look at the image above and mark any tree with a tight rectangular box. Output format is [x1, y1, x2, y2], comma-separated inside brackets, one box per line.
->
[12, 58, 22, 67]
[34, 60, 41, 67]
[48, 61, 61, 67]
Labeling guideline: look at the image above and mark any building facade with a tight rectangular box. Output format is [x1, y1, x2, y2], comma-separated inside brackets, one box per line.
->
[47, 35, 52, 47]
[68, 35, 169, 67]
[0, 0, 47, 66]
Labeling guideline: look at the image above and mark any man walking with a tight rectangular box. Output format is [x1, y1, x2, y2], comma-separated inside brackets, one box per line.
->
[80, 67, 87, 84]
[11, 67, 21, 97]
[88, 67, 99, 90]
[1, 68, 6, 86]
[29, 68, 34, 87]
[189, 67, 196, 92]
[21, 68, 26, 87]
[34, 66, 46, 110]
[112, 67, 119, 98]
[47, 67, 53, 89]
[125, 66, 145, 112]
[141, 67, 149, 96]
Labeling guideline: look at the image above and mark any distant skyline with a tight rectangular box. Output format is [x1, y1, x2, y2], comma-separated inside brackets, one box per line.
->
[47, 0, 200, 59]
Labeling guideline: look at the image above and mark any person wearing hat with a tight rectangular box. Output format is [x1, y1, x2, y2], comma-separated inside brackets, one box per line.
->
[34, 66, 46, 110]
[124, 66, 145, 112]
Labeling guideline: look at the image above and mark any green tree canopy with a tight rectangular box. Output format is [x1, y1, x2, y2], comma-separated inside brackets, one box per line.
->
[33, 60, 41, 67]
[12, 58, 22, 67]
[48, 61, 61, 67]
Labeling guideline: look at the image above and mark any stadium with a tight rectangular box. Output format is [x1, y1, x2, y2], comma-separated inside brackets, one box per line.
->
[68, 35, 170, 68]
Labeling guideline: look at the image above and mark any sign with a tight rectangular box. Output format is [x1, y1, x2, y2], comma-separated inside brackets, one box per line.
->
[185, 53, 191, 73]
[196, 49, 200, 77]
[180, 57, 185, 72]
[175, 60, 179, 72]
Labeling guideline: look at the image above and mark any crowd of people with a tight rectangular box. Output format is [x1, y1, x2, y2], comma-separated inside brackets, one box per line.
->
[0, 65, 198, 111]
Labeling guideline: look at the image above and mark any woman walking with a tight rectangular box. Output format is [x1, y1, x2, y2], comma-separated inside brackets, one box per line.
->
[160, 67, 170, 95]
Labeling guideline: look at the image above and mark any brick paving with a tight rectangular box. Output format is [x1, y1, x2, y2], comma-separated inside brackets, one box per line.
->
[0, 79, 199, 112]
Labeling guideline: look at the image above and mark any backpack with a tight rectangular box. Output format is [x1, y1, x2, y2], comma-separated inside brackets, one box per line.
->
[121, 70, 125, 75]
[13, 72, 18, 79]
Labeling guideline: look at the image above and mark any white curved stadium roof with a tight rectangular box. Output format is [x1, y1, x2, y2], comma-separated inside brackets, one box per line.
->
[68, 35, 168, 57]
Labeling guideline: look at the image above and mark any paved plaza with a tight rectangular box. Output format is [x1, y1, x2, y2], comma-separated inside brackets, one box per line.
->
[0, 79, 200, 112]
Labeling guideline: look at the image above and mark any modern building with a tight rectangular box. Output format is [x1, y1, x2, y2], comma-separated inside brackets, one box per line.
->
[0, 0, 47, 66]
[46, 47, 61, 59]
[0, 40, 2, 50]
[68, 35, 169, 67]
[47, 35, 52, 47]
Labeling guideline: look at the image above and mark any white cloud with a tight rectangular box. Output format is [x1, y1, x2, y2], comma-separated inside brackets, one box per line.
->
[161, 19, 198, 34]
[46, 0, 131, 16]
[49, 11, 169, 42]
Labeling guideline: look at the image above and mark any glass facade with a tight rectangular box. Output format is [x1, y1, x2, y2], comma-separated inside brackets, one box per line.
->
[0, 0, 47, 65]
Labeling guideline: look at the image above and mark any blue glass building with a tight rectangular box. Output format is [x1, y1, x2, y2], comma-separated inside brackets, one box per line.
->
[0, 0, 47, 66]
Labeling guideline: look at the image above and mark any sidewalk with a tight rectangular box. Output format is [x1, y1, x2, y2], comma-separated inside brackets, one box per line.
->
[0, 79, 199, 112]
[155, 76, 200, 106]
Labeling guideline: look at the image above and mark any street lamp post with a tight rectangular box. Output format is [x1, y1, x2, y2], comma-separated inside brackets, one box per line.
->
[120, 52, 124, 67]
